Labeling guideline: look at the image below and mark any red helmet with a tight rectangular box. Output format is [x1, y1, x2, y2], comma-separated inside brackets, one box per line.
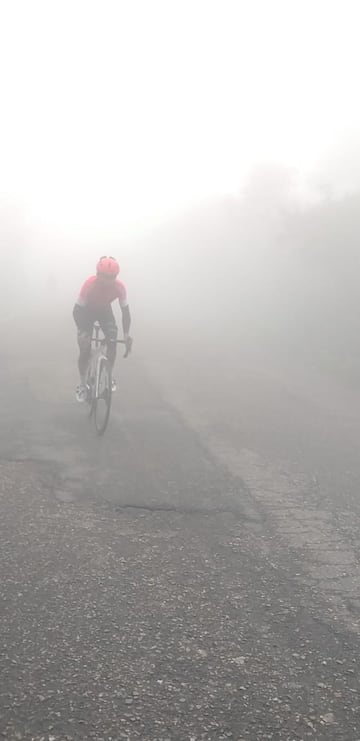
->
[96, 255, 120, 277]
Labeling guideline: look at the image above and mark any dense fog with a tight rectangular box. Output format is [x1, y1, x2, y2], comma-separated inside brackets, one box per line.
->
[2, 1, 360, 418]
[3, 159, 360, 390]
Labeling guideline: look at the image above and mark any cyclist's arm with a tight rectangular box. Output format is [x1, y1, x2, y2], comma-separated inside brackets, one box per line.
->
[117, 281, 131, 338]
[120, 304, 131, 337]
[74, 277, 94, 311]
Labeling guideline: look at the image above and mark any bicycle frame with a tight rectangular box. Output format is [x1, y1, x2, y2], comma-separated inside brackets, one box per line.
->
[87, 323, 127, 402]
[90, 324, 108, 400]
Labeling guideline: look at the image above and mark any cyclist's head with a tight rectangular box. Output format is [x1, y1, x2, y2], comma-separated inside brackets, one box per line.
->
[96, 256, 120, 281]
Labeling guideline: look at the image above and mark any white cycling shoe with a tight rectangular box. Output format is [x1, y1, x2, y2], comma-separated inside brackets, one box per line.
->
[76, 384, 88, 403]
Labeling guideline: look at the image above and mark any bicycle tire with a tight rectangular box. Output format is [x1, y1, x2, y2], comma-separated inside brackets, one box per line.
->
[94, 357, 112, 435]
[85, 365, 95, 418]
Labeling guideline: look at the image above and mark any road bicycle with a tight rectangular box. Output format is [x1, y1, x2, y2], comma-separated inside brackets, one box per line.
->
[84, 322, 129, 435]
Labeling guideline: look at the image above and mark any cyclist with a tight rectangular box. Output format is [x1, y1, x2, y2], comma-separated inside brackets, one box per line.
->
[73, 256, 132, 402]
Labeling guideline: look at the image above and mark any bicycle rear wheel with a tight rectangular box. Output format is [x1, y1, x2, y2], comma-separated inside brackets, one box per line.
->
[94, 357, 112, 435]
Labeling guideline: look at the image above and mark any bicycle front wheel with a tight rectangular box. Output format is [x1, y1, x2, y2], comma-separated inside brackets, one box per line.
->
[94, 357, 112, 435]
[85, 364, 95, 418]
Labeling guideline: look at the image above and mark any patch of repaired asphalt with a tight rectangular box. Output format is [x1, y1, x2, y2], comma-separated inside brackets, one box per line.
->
[0, 357, 259, 522]
[1, 461, 360, 741]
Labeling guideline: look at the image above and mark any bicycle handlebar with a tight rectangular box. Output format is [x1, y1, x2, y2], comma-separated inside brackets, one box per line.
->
[91, 335, 130, 358]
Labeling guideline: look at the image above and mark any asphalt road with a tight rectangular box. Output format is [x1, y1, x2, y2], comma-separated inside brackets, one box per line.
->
[1, 335, 360, 740]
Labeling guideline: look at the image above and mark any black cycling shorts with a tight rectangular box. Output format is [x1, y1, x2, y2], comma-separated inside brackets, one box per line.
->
[73, 304, 118, 341]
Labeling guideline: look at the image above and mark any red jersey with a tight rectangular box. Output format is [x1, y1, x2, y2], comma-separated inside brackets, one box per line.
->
[76, 276, 128, 309]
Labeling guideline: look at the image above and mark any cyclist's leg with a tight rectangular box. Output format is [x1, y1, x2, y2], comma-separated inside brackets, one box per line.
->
[73, 305, 93, 383]
[98, 306, 118, 369]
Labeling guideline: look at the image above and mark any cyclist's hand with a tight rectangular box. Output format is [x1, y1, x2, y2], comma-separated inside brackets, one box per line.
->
[124, 335, 133, 355]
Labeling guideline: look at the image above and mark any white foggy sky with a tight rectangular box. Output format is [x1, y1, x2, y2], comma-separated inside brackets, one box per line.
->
[1, 0, 360, 232]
